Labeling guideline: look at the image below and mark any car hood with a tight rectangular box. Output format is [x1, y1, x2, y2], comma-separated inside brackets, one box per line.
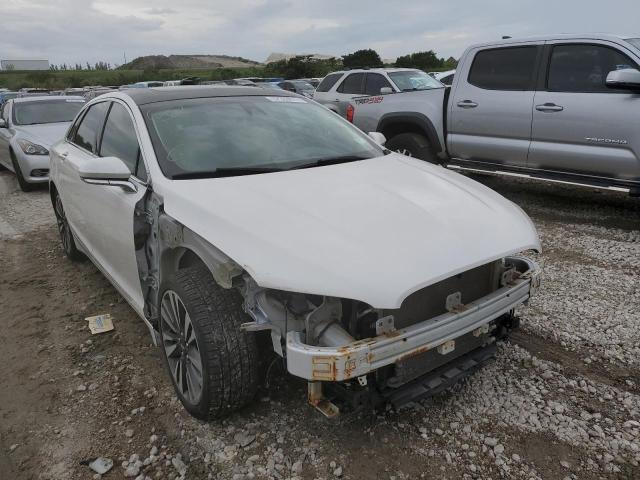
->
[14, 122, 70, 148]
[161, 154, 540, 308]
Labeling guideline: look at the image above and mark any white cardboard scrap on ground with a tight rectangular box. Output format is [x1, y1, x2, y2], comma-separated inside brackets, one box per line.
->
[86, 314, 114, 334]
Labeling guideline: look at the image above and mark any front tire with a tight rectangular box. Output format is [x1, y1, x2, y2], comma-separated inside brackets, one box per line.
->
[159, 266, 259, 420]
[52, 190, 85, 261]
[10, 151, 35, 192]
[386, 133, 438, 164]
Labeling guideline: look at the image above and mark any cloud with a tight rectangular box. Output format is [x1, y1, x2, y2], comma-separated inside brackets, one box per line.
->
[2, 0, 639, 66]
[144, 7, 178, 15]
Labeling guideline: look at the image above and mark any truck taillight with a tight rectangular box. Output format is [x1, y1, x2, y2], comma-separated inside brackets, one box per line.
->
[346, 104, 354, 123]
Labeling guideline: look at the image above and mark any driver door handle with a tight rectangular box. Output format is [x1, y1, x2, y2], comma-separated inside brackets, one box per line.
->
[536, 103, 564, 112]
[457, 100, 478, 108]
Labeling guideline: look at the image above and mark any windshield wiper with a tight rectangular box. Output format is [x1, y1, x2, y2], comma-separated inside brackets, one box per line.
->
[171, 166, 284, 179]
[290, 155, 370, 170]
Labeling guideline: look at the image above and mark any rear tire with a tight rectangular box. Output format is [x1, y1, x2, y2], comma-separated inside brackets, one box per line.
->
[10, 151, 36, 192]
[52, 190, 85, 261]
[159, 265, 259, 420]
[386, 133, 438, 164]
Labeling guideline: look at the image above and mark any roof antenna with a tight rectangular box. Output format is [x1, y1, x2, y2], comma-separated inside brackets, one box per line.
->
[502, 36, 512, 39]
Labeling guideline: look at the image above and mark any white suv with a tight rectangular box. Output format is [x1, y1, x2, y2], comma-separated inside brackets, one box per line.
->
[313, 68, 439, 112]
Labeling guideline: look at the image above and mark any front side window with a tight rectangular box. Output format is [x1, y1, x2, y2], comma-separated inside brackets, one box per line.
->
[547, 44, 639, 93]
[364, 73, 393, 95]
[12, 99, 85, 126]
[142, 96, 383, 179]
[337, 73, 365, 94]
[315, 73, 343, 92]
[72, 102, 110, 153]
[469, 46, 539, 90]
[100, 103, 142, 176]
[388, 70, 443, 91]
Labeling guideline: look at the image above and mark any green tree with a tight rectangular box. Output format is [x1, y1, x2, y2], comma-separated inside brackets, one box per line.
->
[395, 50, 444, 71]
[342, 49, 383, 68]
[263, 56, 342, 79]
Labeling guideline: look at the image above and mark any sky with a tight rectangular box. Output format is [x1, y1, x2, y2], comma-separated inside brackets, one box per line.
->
[2, 0, 639, 66]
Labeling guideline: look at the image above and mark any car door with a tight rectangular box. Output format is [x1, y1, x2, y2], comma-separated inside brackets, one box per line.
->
[55, 100, 148, 311]
[0, 101, 13, 169]
[448, 44, 542, 167]
[328, 72, 366, 110]
[528, 41, 640, 183]
[313, 72, 345, 107]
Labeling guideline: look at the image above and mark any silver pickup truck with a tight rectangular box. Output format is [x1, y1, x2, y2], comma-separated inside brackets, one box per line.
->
[344, 34, 640, 195]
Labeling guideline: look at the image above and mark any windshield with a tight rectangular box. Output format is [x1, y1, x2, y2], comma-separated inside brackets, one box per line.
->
[626, 38, 640, 50]
[13, 99, 85, 125]
[388, 70, 443, 91]
[143, 96, 384, 179]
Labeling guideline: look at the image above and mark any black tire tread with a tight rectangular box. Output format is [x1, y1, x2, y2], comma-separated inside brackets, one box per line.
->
[53, 190, 85, 262]
[10, 151, 35, 192]
[166, 266, 259, 419]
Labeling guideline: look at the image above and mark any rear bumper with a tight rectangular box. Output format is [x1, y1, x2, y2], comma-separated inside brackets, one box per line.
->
[286, 256, 539, 381]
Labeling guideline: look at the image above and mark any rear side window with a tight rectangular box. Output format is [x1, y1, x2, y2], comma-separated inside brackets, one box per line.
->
[547, 44, 639, 93]
[364, 73, 393, 95]
[72, 102, 110, 153]
[337, 73, 365, 94]
[315, 73, 343, 92]
[468, 46, 538, 90]
[99, 103, 144, 178]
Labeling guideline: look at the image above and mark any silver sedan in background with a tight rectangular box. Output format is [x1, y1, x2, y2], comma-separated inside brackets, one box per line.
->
[0, 96, 85, 191]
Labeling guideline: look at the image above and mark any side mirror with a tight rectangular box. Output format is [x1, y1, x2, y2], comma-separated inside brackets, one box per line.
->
[379, 87, 393, 95]
[78, 156, 137, 193]
[368, 131, 386, 146]
[606, 68, 640, 91]
[0, 118, 6, 128]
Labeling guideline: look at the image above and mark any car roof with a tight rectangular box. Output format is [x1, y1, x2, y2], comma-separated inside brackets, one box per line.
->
[13, 95, 85, 103]
[329, 68, 420, 75]
[121, 85, 298, 105]
[468, 33, 635, 49]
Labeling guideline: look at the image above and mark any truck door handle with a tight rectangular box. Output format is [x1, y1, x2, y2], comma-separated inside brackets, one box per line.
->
[536, 103, 564, 112]
[457, 100, 478, 108]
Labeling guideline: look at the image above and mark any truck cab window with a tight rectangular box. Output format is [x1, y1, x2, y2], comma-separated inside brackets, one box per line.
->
[468, 46, 538, 90]
[547, 44, 638, 93]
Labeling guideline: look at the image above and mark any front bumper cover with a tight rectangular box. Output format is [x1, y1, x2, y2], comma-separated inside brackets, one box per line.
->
[286, 256, 539, 381]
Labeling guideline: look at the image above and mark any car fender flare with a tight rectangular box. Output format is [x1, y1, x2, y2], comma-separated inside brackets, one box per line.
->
[376, 112, 443, 154]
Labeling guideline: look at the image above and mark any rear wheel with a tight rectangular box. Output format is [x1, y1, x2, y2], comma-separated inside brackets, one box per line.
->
[10, 151, 36, 192]
[386, 133, 438, 164]
[159, 265, 259, 420]
[52, 190, 84, 261]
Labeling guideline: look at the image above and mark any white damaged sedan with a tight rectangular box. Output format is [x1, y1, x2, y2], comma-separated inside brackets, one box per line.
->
[49, 86, 540, 419]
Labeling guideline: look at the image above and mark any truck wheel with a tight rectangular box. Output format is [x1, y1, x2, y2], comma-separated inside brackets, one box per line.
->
[10, 151, 36, 192]
[159, 265, 259, 420]
[52, 190, 85, 261]
[387, 133, 438, 164]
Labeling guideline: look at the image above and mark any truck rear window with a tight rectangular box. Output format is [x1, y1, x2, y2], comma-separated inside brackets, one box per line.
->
[468, 46, 538, 91]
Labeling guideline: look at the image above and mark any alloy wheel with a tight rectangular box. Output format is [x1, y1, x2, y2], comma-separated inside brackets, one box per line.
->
[396, 148, 414, 157]
[160, 290, 204, 405]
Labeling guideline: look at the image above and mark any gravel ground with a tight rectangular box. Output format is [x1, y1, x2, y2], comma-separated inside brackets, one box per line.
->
[0, 169, 638, 480]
